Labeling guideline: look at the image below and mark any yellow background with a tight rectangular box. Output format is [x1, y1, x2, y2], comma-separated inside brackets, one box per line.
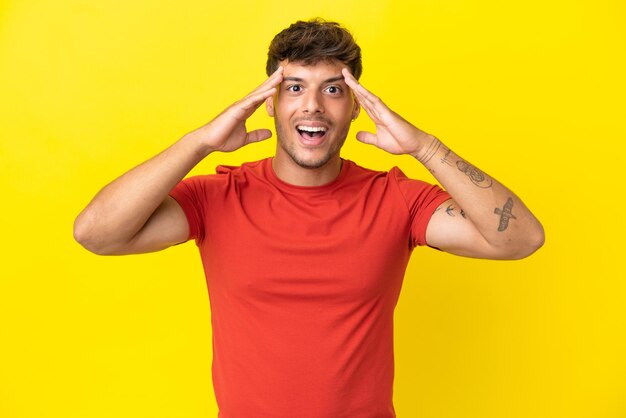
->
[1, 1, 624, 417]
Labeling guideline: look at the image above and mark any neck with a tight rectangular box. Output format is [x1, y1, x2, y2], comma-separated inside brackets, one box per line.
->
[271, 153, 343, 187]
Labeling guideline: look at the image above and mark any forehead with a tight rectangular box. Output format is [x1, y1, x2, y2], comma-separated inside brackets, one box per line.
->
[280, 59, 347, 82]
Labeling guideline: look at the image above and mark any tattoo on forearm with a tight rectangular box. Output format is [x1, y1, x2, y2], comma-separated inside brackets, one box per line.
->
[494, 197, 516, 231]
[440, 147, 454, 166]
[417, 137, 443, 164]
[445, 205, 455, 216]
[456, 160, 493, 188]
[460, 209, 467, 219]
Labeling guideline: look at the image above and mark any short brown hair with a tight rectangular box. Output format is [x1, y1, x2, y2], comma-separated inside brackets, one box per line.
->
[266, 18, 362, 79]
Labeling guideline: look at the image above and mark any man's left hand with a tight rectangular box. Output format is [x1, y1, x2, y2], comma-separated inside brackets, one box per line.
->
[342, 68, 433, 158]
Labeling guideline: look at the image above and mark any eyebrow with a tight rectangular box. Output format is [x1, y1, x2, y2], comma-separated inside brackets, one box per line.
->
[283, 75, 345, 84]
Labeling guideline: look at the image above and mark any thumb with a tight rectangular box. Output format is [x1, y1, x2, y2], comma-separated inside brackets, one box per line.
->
[246, 129, 273, 144]
[356, 131, 377, 146]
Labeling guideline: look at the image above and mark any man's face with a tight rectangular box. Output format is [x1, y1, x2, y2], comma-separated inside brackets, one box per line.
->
[266, 59, 360, 170]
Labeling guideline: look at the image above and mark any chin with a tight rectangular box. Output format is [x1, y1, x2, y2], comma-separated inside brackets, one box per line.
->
[275, 121, 345, 170]
[286, 147, 334, 169]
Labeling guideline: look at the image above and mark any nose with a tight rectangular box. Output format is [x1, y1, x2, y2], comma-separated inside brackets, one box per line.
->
[302, 90, 324, 114]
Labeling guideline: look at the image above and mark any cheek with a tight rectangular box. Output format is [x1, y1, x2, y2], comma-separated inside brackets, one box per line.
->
[331, 104, 354, 135]
[330, 101, 355, 122]
[275, 96, 299, 115]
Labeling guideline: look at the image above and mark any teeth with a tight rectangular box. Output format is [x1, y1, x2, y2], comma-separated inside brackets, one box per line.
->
[297, 125, 327, 133]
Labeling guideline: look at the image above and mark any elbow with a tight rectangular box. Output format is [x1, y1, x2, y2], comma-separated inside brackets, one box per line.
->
[73, 213, 91, 248]
[73, 214, 88, 246]
[73, 212, 115, 256]
[73, 215, 100, 254]
[507, 223, 546, 260]
[532, 224, 546, 252]
[526, 221, 546, 256]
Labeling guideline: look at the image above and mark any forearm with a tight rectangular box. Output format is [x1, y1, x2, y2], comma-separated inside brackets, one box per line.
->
[73, 132, 212, 251]
[413, 135, 544, 257]
[340, 69, 543, 258]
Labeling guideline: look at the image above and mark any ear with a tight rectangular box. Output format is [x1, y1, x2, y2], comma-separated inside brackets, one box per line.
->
[352, 97, 361, 120]
[265, 96, 275, 117]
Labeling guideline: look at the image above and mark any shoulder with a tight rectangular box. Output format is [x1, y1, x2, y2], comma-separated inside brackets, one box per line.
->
[342, 159, 396, 183]
[347, 161, 450, 208]
[343, 159, 429, 187]
[182, 158, 269, 185]
[341, 161, 447, 209]
[173, 159, 268, 198]
[215, 158, 267, 176]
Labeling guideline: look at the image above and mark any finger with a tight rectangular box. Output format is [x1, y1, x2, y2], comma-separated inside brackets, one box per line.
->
[342, 67, 359, 89]
[249, 66, 284, 96]
[342, 68, 369, 105]
[235, 87, 277, 117]
[341, 68, 379, 106]
[241, 87, 277, 110]
[245, 129, 272, 144]
[355, 131, 377, 146]
[255, 65, 284, 89]
[342, 69, 384, 121]
[236, 67, 283, 116]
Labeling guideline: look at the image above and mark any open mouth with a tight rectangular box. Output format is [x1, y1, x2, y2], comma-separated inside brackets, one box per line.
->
[296, 125, 328, 146]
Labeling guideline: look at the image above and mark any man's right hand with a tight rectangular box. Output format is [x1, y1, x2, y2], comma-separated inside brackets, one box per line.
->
[74, 66, 284, 255]
[188, 66, 284, 153]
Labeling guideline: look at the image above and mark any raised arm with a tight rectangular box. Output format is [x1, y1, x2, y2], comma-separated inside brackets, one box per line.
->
[73, 67, 284, 255]
[342, 68, 544, 260]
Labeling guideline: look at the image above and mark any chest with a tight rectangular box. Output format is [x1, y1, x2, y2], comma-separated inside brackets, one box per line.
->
[197, 186, 412, 304]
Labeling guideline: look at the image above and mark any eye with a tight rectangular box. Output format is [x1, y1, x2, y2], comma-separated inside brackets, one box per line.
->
[287, 84, 302, 92]
[325, 85, 342, 95]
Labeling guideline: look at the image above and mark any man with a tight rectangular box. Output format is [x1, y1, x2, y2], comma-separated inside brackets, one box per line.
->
[74, 19, 544, 418]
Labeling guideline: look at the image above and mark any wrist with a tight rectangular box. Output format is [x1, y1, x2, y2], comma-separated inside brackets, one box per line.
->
[181, 131, 216, 158]
[409, 133, 438, 161]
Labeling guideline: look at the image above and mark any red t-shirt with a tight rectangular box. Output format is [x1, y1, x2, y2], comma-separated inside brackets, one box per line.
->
[169, 158, 450, 418]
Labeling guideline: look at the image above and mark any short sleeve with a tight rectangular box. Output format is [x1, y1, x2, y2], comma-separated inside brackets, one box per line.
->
[391, 167, 451, 249]
[168, 176, 207, 243]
